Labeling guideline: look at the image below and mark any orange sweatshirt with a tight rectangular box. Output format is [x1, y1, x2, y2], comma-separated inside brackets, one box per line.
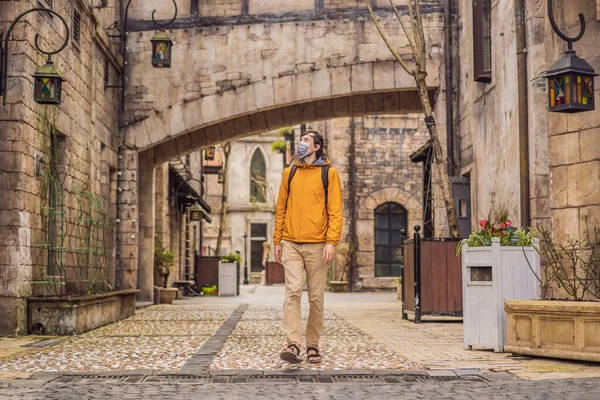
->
[273, 159, 343, 246]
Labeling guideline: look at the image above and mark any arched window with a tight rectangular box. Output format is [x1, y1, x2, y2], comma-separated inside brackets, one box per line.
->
[250, 149, 267, 203]
[374, 203, 407, 277]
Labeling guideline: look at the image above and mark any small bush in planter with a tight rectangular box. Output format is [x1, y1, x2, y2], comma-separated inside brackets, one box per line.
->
[221, 252, 241, 264]
[154, 236, 176, 288]
[456, 212, 537, 256]
[537, 220, 600, 301]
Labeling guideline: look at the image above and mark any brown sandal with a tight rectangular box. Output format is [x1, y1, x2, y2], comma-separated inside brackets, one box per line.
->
[280, 343, 303, 364]
[306, 347, 323, 364]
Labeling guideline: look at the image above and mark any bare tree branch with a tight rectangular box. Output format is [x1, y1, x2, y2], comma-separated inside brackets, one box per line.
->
[388, 0, 416, 52]
[365, 0, 415, 75]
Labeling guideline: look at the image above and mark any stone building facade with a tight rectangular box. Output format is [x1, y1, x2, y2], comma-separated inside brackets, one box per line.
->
[0, 0, 122, 335]
[455, 0, 600, 244]
[201, 132, 284, 283]
[455, 0, 600, 296]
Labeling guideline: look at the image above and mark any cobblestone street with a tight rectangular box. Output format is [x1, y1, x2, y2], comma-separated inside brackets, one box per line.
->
[1, 285, 600, 398]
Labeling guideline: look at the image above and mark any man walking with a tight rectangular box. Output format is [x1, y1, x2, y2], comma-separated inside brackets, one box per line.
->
[273, 130, 343, 364]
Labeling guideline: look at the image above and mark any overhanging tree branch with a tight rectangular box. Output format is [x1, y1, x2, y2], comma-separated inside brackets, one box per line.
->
[365, 0, 460, 238]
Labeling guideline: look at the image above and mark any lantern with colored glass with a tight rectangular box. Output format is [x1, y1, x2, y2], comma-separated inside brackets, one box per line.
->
[189, 201, 202, 222]
[151, 30, 172, 68]
[545, 50, 597, 113]
[33, 59, 64, 105]
[204, 147, 216, 161]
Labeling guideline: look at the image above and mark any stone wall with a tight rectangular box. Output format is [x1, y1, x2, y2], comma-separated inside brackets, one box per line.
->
[455, 0, 600, 297]
[0, 1, 120, 335]
[323, 115, 428, 290]
[455, 0, 550, 230]
[544, 1, 600, 247]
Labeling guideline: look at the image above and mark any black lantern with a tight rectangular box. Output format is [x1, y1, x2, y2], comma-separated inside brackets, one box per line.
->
[545, 0, 597, 113]
[189, 201, 202, 222]
[545, 50, 597, 113]
[151, 30, 172, 68]
[33, 59, 64, 105]
[1, 8, 70, 106]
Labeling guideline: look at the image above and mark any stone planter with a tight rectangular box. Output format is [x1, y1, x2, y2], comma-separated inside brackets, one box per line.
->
[328, 281, 348, 293]
[505, 300, 600, 362]
[158, 288, 178, 304]
[27, 289, 138, 335]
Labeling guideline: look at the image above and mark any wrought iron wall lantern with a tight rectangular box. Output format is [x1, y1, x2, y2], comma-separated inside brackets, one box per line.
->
[106, 0, 177, 109]
[544, 0, 597, 113]
[171, 177, 212, 223]
[0, 8, 70, 105]
[189, 201, 202, 222]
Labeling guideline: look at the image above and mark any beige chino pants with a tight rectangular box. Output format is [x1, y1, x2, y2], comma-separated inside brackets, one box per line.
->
[280, 240, 328, 349]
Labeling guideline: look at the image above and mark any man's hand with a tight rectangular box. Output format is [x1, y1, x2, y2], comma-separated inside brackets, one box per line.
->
[274, 244, 283, 264]
[322, 244, 336, 265]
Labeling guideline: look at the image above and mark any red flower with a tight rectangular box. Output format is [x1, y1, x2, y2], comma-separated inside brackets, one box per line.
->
[479, 219, 488, 228]
[499, 223, 506, 229]
[491, 227, 496, 233]
[505, 220, 512, 227]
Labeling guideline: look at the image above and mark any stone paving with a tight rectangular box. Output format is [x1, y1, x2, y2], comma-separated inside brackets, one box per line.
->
[2, 285, 600, 398]
[211, 304, 418, 371]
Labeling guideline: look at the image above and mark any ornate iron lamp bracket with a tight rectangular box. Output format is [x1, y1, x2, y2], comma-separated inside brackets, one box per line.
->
[1, 8, 70, 105]
[548, 0, 585, 51]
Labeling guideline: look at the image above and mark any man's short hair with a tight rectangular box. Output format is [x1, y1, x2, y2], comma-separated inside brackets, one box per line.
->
[301, 130, 325, 158]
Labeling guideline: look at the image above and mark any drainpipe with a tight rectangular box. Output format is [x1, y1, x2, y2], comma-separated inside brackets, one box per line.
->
[444, 0, 455, 176]
[515, 0, 531, 227]
[349, 118, 357, 292]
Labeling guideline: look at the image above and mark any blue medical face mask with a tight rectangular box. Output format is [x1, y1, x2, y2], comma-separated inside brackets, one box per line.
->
[295, 141, 311, 158]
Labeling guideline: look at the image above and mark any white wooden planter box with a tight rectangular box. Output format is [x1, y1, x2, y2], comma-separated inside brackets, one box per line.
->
[218, 262, 238, 296]
[461, 237, 540, 352]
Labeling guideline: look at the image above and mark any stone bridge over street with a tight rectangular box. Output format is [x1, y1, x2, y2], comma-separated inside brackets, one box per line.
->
[118, 1, 448, 303]
[122, 1, 445, 162]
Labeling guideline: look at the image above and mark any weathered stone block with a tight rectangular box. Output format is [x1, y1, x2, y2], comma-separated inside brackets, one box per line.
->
[549, 132, 580, 166]
[27, 290, 138, 335]
[567, 161, 600, 207]
[0, 297, 27, 336]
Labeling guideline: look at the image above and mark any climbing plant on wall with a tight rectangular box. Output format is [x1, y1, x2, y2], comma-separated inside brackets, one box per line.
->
[31, 107, 112, 297]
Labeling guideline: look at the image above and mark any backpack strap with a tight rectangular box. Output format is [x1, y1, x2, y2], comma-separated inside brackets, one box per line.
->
[286, 165, 298, 201]
[321, 165, 331, 206]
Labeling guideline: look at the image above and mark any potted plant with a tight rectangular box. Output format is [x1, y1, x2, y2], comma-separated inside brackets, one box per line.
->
[458, 212, 541, 352]
[504, 220, 600, 362]
[154, 236, 178, 304]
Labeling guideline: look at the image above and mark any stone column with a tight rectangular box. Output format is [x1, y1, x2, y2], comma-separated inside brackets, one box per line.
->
[116, 149, 139, 291]
[137, 149, 156, 302]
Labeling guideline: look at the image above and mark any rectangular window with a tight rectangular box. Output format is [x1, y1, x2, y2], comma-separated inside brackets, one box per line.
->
[473, 0, 492, 83]
[73, 9, 81, 47]
[103, 57, 110, 87]
[250, 223, 267, 273]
